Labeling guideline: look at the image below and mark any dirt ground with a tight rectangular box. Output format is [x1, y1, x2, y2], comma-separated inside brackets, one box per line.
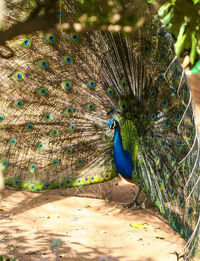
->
[0, 177, 186, 261]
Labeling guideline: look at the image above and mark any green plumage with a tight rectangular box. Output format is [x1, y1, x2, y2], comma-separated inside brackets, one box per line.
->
[120, 119, 139, 163]
[0, 0, 199, 259]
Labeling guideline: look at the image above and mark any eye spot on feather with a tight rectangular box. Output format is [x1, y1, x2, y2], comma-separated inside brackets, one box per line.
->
[93, 123, 99, 130]
[25, 123, 34, 132]
[165, 120, 171, 128]
[79, 141, 85, 147]
[44, 32, 56, 44]
[0, 114, 5, 123]
[171, 157, 176, 165]
[62, 80, 72, 91]
[132, 171, 137, 178]
[50, 129, 58, 137]
[21, 37, 31, 48]
[151, 90, 156, 97]
[87, 79, 96, 89]
[76, 179, 82, 185]
[163, 100, 168, 107]
[178, 141, 182, 150]
[176, 113, 180, 121]
[120, 79, 127, 90]
[14, 99, 24, 109]
[38, 87, 48, 97]
[102, 134, 109, 141]
[57, 11, 63, 17]
[37, 142, 44, 150]
[87, 103, 95, 111]
[188, 208, 193, 216]
[72, 33, 79, 41]
[69, 124, 76, 131]
[8, 138, 17, 148]
[137, 180, 141, 185]
[96, 148, 102, 154]
[107, 87, 114, 97]
[65, 106, 74, 116]
[37, 59, 49, 69]
[2, 160, 7, 167]
[66, 148, 72, 154]
[28, 163, 36, 173]
[155, 156, 160, 165]
[43, 112, 52, 122]
[53, 159, 59, 167]
[13, 71, 23, 81]
[66, 179, 72, 186]
[15, 179, 21, 185]
[63, 54, 73, 65]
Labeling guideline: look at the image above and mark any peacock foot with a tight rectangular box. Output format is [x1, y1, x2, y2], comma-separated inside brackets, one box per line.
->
[130, 198, 147, 210]
[122, 188, 140, 208]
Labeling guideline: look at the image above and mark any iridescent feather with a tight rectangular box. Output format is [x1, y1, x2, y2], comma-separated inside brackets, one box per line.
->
[0, 0, 199, 259]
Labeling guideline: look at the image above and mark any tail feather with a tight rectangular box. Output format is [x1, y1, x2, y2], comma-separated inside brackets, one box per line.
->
[0, 0, 199, 258]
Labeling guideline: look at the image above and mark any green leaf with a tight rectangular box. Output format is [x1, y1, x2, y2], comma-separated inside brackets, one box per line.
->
[0, 256, 3, 261]
[190, 32, 197, 64]
[175, 23, 186, 56]
[158, 2, 172, 17]
[162, 8, 174, 26]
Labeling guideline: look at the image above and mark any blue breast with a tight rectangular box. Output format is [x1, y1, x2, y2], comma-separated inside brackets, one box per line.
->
[113, 126, 133, 179]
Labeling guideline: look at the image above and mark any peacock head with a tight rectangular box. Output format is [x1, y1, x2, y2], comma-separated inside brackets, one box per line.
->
[107, 118, 119, 130]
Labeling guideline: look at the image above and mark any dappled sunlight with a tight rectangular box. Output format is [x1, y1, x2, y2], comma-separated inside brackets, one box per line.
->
[0, 179, 186, 261]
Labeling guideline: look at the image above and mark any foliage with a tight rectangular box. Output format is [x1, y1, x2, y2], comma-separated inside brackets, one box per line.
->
[0, 0, 199, 64]
[158, 0, 200, 64]
[0, 256, 16, 261]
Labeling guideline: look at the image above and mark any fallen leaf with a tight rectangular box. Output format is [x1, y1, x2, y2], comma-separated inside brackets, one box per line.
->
[129, 223, 147, 229]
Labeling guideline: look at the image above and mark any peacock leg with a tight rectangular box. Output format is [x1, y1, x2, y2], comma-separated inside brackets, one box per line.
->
[123, 187, 147, 210]
[130, 197, 147, 210]
[122, 187, 140, 208]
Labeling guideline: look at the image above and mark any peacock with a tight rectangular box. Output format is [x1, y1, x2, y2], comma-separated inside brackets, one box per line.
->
[0, 0, 199, 259]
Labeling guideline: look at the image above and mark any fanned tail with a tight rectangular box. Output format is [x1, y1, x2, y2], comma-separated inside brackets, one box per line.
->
[0, 0, 199, 259]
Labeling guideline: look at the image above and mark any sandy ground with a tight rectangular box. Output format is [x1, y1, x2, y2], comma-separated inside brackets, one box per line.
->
[0, 177, 186, 261]
[1, 74, 200, 261]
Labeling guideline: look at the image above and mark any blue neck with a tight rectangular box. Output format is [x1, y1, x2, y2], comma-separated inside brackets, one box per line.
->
[113, 126, 133, 179]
